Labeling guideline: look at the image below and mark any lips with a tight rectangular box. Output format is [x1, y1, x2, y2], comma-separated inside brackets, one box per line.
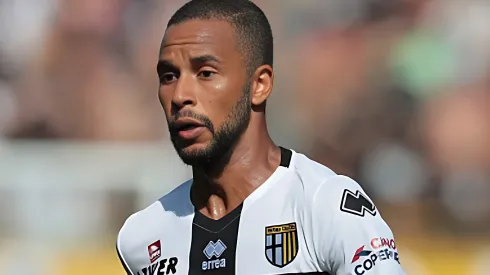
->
[173, 118, 207, 140]
[174, 118, 205, 131]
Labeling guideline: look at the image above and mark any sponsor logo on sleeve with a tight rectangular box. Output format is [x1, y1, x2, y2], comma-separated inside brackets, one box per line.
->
[351, 238, 400, 275]
[370, 237, 396, 250]
[351, 246, 372, 263]
[148, 240, 162, 263]
[140, 240, 178, 275]
[340, 189, 377, 217]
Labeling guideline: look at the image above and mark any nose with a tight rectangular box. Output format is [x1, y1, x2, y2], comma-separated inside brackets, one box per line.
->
[171, 74, 197, 111]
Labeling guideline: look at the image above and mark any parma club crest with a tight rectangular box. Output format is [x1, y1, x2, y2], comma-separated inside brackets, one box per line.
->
[265, 222, 298, 268]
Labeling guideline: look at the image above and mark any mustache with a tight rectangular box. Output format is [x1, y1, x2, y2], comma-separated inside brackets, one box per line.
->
[168, 110, 214, 133]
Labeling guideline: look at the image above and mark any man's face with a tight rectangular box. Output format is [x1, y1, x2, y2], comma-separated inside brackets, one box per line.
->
[158, 19, 251, 166]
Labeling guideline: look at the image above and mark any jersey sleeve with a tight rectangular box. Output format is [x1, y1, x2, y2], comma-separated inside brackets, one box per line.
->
[116, 217, 137, 275]
[312, 175, 405, 275]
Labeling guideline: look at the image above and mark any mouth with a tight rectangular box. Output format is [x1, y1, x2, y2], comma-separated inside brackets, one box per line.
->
[173, 118, 207, 140]
[174, 118, 205, 131]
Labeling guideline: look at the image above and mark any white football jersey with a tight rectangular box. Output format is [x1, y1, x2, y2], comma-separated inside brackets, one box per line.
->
[117, 147, 405, 275]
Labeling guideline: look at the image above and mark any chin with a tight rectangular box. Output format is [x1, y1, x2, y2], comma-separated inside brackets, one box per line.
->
[175, 143, 214, 166]
[178, 143, 209, 155]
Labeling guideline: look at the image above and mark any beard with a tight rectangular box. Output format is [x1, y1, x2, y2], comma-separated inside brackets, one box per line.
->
[168, 82, 252, 167]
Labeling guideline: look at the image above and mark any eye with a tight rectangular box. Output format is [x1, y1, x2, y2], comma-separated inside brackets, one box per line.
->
[160, 73, 177, 84]
[198, 70, 216, 78]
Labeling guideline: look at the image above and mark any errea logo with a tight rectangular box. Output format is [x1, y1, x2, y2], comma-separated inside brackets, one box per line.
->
[203, 240, 227, 259]
[202, 240, 227, 271]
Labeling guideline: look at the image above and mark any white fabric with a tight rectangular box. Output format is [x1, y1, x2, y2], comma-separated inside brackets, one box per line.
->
[117, 149, 405, 275]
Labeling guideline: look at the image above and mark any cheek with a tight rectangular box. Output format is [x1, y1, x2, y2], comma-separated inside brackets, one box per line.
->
[208, 109, 229, 131]
[198, 81, 240, 128]
[158, 88, 173, 116]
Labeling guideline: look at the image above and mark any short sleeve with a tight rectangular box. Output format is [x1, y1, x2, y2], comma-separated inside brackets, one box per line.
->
[311, 175, 405, 275]
[116, 220, 136, 275]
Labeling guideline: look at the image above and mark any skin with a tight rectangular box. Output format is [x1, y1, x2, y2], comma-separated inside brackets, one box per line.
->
[158, 19, 280, 220]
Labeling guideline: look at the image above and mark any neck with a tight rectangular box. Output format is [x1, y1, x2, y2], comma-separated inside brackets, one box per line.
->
[191, 118, 281, 220]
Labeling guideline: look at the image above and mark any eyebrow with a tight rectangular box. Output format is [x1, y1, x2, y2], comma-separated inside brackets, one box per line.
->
[157, 54, 220, 73]
[156, 60, 176, 73]
[190, 55, 220, 64]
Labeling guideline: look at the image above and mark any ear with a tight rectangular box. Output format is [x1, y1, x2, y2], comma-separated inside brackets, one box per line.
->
[251, 65, 274, 106]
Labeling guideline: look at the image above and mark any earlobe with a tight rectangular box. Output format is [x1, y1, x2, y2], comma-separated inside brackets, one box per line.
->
[251, 65, 273, 106]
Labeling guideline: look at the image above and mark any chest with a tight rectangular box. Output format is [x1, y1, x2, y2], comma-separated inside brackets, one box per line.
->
[132, 200, 320, 275]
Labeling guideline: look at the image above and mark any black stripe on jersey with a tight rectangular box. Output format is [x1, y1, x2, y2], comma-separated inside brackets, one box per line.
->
[189, 205, 242, 275]
[279, 147, 292, 168]
[188, 147, 292, 274]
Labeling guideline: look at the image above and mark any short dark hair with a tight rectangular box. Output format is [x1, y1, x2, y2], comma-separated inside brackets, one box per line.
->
[166, 0, 273, 75]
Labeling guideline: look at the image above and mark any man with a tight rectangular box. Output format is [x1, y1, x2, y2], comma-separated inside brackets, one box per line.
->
[116, 1, 405, 274]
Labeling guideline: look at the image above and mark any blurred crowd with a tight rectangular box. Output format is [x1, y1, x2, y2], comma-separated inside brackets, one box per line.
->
[0, 0, 489, 250]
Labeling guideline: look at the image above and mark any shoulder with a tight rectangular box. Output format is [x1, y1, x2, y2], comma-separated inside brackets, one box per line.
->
[116, 180, 193, 258]
[288, 150, 377, 219]
[289, 150, 378, 220]
[118, 202, 161, 244]
[288, 151, 377, 220]
[116, 200, 164, 274]
[310, 174, 391, 242]
[312, 175, 377, 218]
[118, 179, 193, 234]
[289, 150, 337, 181]
[287, 150, 338, 199]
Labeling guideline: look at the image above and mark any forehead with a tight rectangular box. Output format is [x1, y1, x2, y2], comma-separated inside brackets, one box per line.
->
[160, 19, 239, 60]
